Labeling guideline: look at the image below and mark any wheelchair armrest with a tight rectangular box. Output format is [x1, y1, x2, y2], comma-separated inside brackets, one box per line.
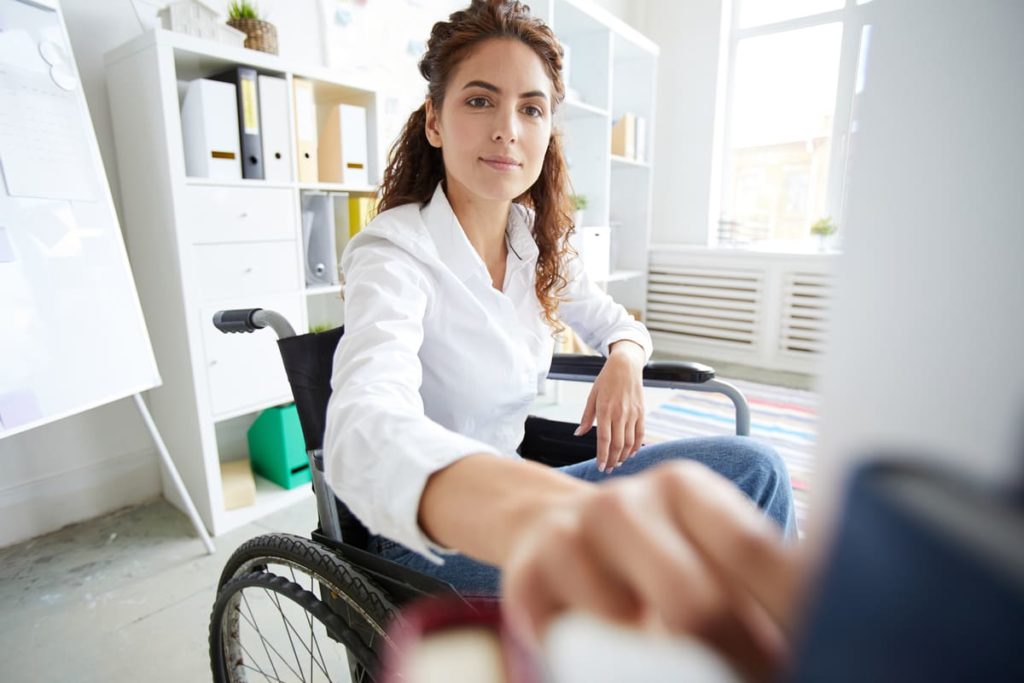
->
[549, 354, 716, 386]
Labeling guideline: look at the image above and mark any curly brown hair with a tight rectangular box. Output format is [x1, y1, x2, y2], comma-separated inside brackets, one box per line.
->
[378, 0, 575, 331]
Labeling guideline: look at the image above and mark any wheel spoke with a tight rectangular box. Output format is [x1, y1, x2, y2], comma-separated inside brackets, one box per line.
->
[266, 588, 308, 681]
[310, 623, 330, 681]
[239, 593, 306, 681]
[239, 583, 336, 681]
[272, 591, 337, 680]
[243, 592, 281, 682]
[239, 640, 286, 683]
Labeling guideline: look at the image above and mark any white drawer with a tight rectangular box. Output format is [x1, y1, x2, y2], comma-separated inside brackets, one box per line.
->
[194, 241, 300, 302]
[200, 293, 305, 418]
[181, 185, 294, 244]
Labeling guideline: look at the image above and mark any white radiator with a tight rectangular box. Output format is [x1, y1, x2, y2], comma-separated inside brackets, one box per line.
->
[647, 247, 835, 374]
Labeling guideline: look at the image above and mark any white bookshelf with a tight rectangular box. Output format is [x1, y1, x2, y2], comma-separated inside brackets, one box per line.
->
[104, 29, 378, 535]
[536, 0, 659, 317]
[102, 5, 655, 534]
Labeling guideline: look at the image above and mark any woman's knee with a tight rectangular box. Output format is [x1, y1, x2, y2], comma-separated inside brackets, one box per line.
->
[722, 436, 789, 490]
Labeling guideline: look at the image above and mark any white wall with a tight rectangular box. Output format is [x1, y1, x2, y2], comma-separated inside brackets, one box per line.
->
[0, 0, 639, 547]
[641, 0, 726, 245]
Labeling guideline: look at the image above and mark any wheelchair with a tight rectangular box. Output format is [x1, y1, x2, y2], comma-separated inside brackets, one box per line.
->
[207, 307, 752, 682]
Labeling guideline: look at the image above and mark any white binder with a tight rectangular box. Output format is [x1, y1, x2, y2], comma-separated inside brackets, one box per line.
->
[319, 103, 369, 186]
[569, 226, 611, 282]
[181, 79, 241, 179]
[257, 75, 292, 182]
[293, 77, 318, 182]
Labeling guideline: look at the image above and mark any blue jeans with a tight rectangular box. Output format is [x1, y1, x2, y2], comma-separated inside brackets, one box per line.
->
[367, 436, 796, 597]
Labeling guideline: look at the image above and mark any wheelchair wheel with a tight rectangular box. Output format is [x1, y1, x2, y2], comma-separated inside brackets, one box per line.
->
[211, 534, 399, 682]
[211, 571, 379, 682]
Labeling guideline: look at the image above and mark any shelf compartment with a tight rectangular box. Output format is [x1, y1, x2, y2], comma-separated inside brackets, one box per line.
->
[306, 284, 342, 297]
[298, 181, 378, 194]
[219, 474, 315, 532]
[611, 154, 650, 169]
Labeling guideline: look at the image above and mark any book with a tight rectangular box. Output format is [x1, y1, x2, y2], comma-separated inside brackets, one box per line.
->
[611, 113, 636, 159]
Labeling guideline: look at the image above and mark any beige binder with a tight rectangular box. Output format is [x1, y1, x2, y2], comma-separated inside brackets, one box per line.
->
[611, 113, 636, 159]
[292, 77, 318, 182]
[319, 103, 369, 185]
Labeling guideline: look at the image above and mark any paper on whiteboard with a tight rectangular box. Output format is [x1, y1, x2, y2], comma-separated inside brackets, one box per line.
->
[0, 225, 13, 262]
[0, 62, 97, 201]
[0, 389, 43, 431]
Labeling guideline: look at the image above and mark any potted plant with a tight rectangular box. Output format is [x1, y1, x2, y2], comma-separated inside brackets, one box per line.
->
[810, 216, 837, 251]
[227, 0, 278, 55]
[570, 194, 588, 227]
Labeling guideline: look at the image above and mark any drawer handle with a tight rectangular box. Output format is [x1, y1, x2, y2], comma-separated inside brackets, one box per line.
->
[238, 212, 249, 219]
[244, 267, 254, 274]
[209, 359, 218, 367]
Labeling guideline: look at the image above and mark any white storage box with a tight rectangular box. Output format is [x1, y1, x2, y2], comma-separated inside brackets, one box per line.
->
[570, 226, 611, 283]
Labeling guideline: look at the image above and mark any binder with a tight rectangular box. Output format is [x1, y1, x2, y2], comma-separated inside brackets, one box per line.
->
[611, 113, 636, 159]
[300, 192, 339, 286]
[319, 103, 369, 185]
[180, 79, 241, 180]
[635, 116, 647, 163]
[348, 196, 376, 237]
[293, 77, 319, 182]
[211, 66, 264, 179]
[331, 192, 353, 255]
[257, 75, 292, 182]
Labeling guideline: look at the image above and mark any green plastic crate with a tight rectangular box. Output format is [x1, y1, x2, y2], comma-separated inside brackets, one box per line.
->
[247, 404, 311, 489]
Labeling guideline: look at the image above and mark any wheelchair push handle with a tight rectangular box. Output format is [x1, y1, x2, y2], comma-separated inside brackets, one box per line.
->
[212, 308, 297, 340]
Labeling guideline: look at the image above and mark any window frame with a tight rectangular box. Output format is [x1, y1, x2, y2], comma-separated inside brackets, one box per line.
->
[710, 0, 879, 250]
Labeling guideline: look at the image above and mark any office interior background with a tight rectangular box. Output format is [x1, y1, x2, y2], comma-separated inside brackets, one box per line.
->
[0, 0, 1021, 680]
[0, 0, 858, 549]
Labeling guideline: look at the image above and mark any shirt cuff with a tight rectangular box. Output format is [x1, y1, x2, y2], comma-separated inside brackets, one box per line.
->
[601, 327, 653, 362]
[386, 435, 503, 564]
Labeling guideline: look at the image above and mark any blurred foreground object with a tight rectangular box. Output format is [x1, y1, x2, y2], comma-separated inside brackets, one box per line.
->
[381, 598, 540, 683]
[789, 461, 1024, 682]
[381, 595, 744, 682]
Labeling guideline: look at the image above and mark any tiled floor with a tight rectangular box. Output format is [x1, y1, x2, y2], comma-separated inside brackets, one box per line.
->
[0, 494, 320, 682]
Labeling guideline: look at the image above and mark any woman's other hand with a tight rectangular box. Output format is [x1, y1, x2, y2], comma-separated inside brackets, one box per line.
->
[502, 460, 805, 682]
[576, 340, 646, 471]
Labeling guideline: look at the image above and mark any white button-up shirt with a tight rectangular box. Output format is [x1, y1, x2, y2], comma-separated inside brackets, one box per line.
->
[324, 183, 652, 560]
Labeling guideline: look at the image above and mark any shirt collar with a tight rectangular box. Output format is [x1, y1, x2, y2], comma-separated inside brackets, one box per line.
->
[421, 182, 539, 283]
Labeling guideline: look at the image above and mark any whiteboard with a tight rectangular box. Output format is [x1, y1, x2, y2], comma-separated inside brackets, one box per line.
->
[0, 0, 160, 439]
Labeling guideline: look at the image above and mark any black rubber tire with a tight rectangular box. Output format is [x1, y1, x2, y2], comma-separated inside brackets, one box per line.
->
[217, 533, 399, 628]
[210, 571, 376, 682]
[211, 534, 399, 682]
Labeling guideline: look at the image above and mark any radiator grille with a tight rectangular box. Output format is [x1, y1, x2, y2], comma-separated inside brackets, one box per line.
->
[780, 272, 832, 356]
[646, 266, 762, 348]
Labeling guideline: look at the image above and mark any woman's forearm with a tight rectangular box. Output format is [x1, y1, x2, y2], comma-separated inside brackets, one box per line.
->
[418, 454, 592, 566]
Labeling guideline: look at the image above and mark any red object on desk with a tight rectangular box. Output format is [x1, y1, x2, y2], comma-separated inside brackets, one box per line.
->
[380, 596, 542, 683]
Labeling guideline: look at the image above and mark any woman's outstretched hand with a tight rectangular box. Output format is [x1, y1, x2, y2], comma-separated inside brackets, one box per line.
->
[501, 460, 805, 682]
[576, 340, 647, 472]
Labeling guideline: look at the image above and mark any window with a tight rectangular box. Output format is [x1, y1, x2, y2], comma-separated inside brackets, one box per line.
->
[714, 0, 875, 249]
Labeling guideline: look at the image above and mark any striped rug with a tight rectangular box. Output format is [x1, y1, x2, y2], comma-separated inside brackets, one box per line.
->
[644, 379, 818, 533]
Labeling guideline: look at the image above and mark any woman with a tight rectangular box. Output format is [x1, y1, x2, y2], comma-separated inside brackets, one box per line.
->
[324, 0, 794, 616]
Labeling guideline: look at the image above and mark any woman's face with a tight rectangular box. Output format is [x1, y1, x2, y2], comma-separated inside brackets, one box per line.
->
[425, 37, 553, 204]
